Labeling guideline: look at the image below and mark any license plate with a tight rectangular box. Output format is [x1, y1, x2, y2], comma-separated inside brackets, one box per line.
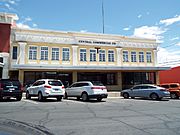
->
[54, 89, 60, 91]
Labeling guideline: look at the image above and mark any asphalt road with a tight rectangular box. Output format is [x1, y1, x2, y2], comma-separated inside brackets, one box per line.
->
[1, 97, 180, 135]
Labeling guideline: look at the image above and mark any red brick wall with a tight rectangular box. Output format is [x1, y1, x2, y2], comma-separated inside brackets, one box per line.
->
[0, 23, 11, 53]
[159, 66, 180, 84]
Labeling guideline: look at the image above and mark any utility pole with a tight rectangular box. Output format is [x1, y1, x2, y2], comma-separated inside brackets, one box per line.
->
[102, 0, 105, 34]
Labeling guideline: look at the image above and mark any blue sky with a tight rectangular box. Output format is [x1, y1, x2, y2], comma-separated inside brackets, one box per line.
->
[0, 0, 180, 66]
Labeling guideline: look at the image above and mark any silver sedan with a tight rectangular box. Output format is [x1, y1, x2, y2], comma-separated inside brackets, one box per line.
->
[121, 84, 170, 100]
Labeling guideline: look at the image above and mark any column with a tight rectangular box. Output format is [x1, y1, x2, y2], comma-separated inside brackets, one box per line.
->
[156, 71, 160, 85]
[153, 49, 158, 66]
[116, 47, 122, 66]
[72, 71, 77, 82]
[1, 53, 9, 79]
[18, 69, 24, 85]
[72, 46, 78, 66]
[117, 72, 122, 90]
[18, 42, 27, 64]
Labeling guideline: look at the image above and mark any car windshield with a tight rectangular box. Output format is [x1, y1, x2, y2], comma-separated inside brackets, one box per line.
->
[48, 81, 63, 86]
[91, 81, 104, 86]
[2, 81, 13, 86]
[170, 84, 179, 88]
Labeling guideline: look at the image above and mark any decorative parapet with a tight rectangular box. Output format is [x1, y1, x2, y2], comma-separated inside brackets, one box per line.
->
[12, 29, 158, 49]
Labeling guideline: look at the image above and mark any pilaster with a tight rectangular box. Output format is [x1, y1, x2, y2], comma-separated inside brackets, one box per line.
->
[18, 42, 27, 65]
[116, 47, 122, 66]
[72, 46, 78, 66]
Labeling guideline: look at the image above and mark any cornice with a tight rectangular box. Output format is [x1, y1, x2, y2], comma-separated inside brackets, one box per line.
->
[12, 28, 158, 49]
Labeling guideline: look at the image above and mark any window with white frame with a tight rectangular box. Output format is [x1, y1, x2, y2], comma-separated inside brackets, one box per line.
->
[52, 48, 59, 60]
[146, 52, 152, 63]
[108, 50, 114, 62]
[90, 49, 96, 62]
[99, 50, 106, 62]
[41, 47, 48, 60]
[123, 51, 129, 62]
[29, 46, 37, 60]
[139, 52, 144, 62]
[131, 51, 137, 62]
[80, 49, 87, 61]
[62, 48, 70, 61]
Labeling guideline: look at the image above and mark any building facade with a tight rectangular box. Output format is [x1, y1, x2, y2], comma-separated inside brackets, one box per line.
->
[0, 13, 169, 91]
[0, 13, 18, 79]
[9, 28, 168, 91]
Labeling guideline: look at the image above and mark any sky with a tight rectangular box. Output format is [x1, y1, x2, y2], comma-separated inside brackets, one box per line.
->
[0, 0, 180, 67]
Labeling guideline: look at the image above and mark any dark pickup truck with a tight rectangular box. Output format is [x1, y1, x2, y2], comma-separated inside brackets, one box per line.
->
[0, 79, 23, 101]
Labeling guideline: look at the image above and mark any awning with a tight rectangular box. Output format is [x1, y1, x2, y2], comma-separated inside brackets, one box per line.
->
[11, 64, 170, 71]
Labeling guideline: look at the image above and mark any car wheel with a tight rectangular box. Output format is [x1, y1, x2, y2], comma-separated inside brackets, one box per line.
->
[16, 96, 22, 101]
[81, 93, 89, 101]
[97, 97, 102, 102]
[123, 93, 129, 99]
[38, 92, 44, 102]
[26, 91, 31, 99]
[150, 93, 159, 100]
[63, 92, 68, 99]
[170, 93, 178, 99]
[77, 97, 80, 101]
[57, 96, 62, 101]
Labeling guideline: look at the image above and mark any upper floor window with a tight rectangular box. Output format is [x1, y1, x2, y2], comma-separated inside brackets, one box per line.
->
[99, 50, 106, 62]
[29, 46, 37, 60]
[108, 50, 114, 62]
[131, 51, 137, 62]
[146, 52, 152, 63]
[90, 49, 96, 62]
[80, 49, 87, 61]
[12, 46, 17, 59]
[123, 51, 129, 62]
[41, 47, 48, 60]
[62, 48, 70, 61]
[52, 48, 59, 60]
[139, 52, 144, 62]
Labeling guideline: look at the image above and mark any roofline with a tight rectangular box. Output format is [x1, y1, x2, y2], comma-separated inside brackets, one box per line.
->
[12, 27, 157, 43]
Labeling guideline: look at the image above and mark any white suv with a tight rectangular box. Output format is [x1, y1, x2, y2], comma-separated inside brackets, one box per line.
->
[64, 81, 108, 101]
[26, 79, 65, 101]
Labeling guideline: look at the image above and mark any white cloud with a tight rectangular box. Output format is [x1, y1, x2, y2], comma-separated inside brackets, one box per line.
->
[137, 14, 142, 19]
[158, 47, 180, 67]
[170, 37, 179, 41]
[8, 0, 16, 4]
[32, 23, 37, 27]
[123, 27, 130, 31]
[176, 42, 180, 46]
[16, 23, 31, 29]
[24, 17, 32, 22]
[133, 26, 166, 43]
[160, 15, 180, 26]
[80, 30, 87, 33]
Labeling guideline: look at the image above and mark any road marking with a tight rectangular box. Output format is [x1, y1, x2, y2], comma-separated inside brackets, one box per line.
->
[64, 99, 86, 104]
[22, 99, 39, 105]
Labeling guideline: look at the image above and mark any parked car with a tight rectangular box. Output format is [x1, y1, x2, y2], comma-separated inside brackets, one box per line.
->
[121, 84, 170, 100]
[64, 81, 108, 101]
[159, 83, 180, 99]
[0, 79, 23, 101]
[26, 79, 65, 101]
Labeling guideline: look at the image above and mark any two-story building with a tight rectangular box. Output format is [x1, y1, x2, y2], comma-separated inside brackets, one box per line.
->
[1, 12, 168, 91]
